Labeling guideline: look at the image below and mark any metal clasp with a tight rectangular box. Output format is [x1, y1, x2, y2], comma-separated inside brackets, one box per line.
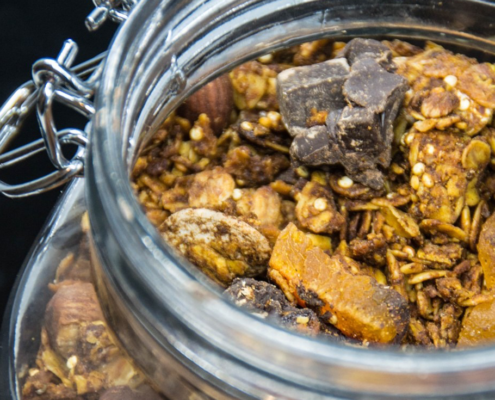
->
[0, 41, 104, 198]
[0, 0, 139, 198]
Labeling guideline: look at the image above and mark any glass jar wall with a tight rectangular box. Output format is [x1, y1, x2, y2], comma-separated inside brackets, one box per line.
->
[4, 0, 495, 399]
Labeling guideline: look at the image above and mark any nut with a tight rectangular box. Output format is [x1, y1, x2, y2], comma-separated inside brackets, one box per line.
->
[178, 74, 234, 134]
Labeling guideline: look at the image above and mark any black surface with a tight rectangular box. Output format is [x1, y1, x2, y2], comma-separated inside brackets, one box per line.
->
[0, 1, 116, 322]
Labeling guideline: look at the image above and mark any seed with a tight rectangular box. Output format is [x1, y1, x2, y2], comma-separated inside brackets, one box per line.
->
[258, 116, 272, 129]
[443, 75, 458, 87]
[254, 125, 270, 137]
[240, 121, 254, 131]
[232, 188, 242, 200]
[391, 163, 405, 175]
[400, 263, 424, 275]
[402, 245, 415, 258]
[459, 97, 471, 111]
[329, 315, 338, 325]
[461, 205, 471, 235]
[66, 355, 78, 369]
[422, 173, 434, 188]
[311, 171, 326, 185]
[267, 111, 281, 124]
[296, 316, 309, 324]
[257, 54, 273, 64]
[412, 162, 426, 175]
[190, 126, 204, 141]
[296, 166, 309, 178]
[314, 198, 327, 211]
[404, 132, 415, 146]
[410, 175, 420, 190]
[408, 270, 450, 285]
[426, 144, 435, 155]
[338, 176, 353, 188]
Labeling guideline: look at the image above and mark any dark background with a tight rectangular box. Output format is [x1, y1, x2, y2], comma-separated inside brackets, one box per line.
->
[0, 1, 116, 322]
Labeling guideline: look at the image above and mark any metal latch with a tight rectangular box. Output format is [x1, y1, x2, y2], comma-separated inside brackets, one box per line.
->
[0, 0, 137, 198]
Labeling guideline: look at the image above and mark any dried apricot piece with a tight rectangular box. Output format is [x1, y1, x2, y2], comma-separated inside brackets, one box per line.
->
[269, 223, 409, 343]
[478, 213, 495, 290]
[458, 298, 495, 347]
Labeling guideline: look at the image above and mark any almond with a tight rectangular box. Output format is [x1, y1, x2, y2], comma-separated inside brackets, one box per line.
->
[178, 74, 234, 134]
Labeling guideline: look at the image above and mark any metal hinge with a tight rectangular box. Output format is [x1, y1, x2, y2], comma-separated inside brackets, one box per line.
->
[0, 0, 137, 198]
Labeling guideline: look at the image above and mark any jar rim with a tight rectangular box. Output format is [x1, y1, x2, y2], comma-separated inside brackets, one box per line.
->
[89, 0, 495, 396]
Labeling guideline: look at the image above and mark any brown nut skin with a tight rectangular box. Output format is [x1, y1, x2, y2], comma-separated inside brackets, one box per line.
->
[178, 74, 234, 134]
[45, 282, 104, 359]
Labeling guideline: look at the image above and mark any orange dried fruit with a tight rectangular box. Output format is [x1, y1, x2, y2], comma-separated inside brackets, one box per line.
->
[268, 223, 409, 343]
[458, 298, 495, 347]
[478, 212, 495, 290]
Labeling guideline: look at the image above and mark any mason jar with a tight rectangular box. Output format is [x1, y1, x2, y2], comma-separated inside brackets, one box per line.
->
[3, 0, 495, 399]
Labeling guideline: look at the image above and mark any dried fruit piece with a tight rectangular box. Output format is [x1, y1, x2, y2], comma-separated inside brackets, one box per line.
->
[295, 181, 345, 234]
[225, 278, 322, 335]
[269, 223, 409, 343]
[162, 208, 271, 285]
[458, 298, 495, 347]
[178, 74, 234, 134]
[477, 212, 495, 290]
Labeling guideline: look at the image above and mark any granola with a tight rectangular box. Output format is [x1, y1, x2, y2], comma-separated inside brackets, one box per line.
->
[132, 38, 495, 349]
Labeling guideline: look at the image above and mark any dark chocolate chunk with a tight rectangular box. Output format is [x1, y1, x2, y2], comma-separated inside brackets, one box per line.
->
[336, 106, 382, 155]
[225, 278, 322, 335]
[343, 58, 408, 114]
[277, 58, 350, 137]
[290, 125, 341, 166]
[341, 38, 394, 70]
[278, 40, 409, 190]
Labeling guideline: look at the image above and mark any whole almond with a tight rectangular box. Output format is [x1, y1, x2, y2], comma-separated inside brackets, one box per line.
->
[178, 74, 234, 135]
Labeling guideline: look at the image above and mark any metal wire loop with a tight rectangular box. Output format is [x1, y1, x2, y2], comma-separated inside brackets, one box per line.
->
[0, 0, 139, 198]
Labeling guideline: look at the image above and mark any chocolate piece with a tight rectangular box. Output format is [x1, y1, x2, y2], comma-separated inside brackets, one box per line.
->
[290, 125, 340, 166]
[336, 106, 382, 156]
[277, 58, 350, 137]
[343, 58, 408, 114]
[341, 38, 394, 70]
[279, 39, 409, 189]
[225, 278, 322, 335]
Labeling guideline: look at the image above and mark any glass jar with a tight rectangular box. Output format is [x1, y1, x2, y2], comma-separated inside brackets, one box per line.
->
[5, 0, 495, 398]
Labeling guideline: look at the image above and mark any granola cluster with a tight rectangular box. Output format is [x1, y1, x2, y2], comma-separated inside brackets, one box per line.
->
[132, 39, 495, 349]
